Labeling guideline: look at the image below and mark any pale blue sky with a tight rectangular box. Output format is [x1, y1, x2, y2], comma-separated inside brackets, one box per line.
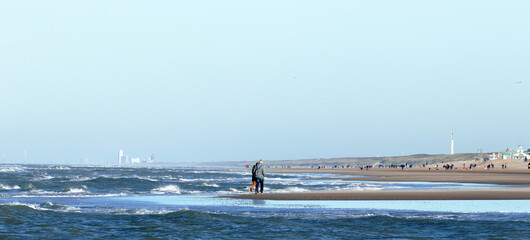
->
[1, 1, 529, 164]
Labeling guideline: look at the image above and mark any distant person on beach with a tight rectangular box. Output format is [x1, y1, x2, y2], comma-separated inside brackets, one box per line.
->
[248, 161, 259, 193]
[253, 160, 266, 194]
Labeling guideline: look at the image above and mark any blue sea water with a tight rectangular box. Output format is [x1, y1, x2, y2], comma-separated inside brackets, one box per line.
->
[1, 164, 530, 239]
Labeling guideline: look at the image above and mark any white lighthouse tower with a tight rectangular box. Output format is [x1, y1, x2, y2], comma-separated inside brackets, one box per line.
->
[450, 131, 454, 155]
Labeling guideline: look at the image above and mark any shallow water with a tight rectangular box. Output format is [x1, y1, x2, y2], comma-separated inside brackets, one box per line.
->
[1, 164, 529, 239]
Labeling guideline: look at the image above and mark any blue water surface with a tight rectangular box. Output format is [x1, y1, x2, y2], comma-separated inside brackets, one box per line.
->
[1, 164, 530, 239]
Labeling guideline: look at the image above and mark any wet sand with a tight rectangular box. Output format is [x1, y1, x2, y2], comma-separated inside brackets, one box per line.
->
[231, 188, 530, 200]
[229, 168, 530, 200]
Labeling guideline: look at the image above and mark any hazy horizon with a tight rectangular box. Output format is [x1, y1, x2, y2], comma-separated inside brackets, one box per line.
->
[1, 1, 529, 164]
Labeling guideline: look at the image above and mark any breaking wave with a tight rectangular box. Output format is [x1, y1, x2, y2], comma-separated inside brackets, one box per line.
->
[0, 184, 21, 190]
[0, 166, 25, 172]
[201, 183, 220, 188]
[152, 185, 182, 194]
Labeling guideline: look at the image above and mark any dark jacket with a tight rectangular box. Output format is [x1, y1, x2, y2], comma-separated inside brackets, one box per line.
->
[251, 164, 257, 181]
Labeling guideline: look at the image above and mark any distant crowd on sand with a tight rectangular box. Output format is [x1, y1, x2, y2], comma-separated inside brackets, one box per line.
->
[270, 156, 529, 171]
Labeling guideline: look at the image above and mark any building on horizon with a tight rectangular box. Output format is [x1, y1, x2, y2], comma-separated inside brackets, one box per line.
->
[130, 157, 141, 164]
[117, 150, 154, 164]
[118, 150, 128, 164]
[501, 145, 530, 160]
[118, 150, 123, 164]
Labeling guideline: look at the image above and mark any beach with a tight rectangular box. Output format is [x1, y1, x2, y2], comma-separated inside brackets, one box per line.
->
[231, 166, 530, 200]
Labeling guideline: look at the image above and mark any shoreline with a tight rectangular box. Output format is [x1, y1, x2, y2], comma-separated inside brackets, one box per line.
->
[228, 167, 530, 200]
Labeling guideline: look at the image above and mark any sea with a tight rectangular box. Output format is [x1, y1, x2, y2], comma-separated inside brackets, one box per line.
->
[2, 164, 530, 239]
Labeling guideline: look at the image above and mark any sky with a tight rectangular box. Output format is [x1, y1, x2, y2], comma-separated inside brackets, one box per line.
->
[1, 1, 529, 164]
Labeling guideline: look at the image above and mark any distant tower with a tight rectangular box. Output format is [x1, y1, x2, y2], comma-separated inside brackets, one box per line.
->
[450, 131, 454, 155]
[118, 150, 124, 164]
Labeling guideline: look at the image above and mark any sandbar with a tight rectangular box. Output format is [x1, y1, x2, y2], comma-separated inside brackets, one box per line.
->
[229, 168, 530, 200]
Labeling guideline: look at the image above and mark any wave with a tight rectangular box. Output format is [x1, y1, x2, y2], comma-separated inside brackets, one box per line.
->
[67, 176, 97, 182]
[46, 166, 71, 170]
[67, 187, 88, 194]
[32, 174, 55, 181]
[2, 201, 81, 212]
[133, 175, 159, 182]
[78, 175, 160, 184]
[8, 193, 128, 198]
[178, 178, 204, 182]
[0, 184, 21, 190]
[10, 186, 131, 198]
[54, 175, 160, 183]
[161, 175, 178, 180]
[186, 170, 228, 174]
[178, 177, 225, 183]
[0, 202, 174, 215]
[201, 183, 220, 188]
[0, 166, 25, 172]
[29, 189, 58, 195]
[151, 185, 181, 194]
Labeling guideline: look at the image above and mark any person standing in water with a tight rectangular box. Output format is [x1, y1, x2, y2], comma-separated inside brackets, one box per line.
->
[248, 161, 259, 193]
[254, 160, 266, 194]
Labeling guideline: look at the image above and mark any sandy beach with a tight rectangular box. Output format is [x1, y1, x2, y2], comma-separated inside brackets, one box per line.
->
[269, 167, 530, 185]
[230, 166, 530, 200]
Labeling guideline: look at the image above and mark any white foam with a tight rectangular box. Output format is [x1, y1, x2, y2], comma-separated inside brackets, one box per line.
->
[201, 183, 220, 188]
[0, 184, 21, 190]
[29, 189, 57, 195]
[67, 188, 88, 194]
[264, 177, 287, 181]
[10, 192, 128, 198]
[2, 201, 81, 212]
[46, 166, 71, 170]
[32, 175, 54, 181]
[0, 166, 24, 172]
[3, 202, 41, 210]
[185, 190, 204, 194]
[69, 176, 97, 182]
[133, 175, 159, 182]
[178, 178, 200, 182]
[152, 185, 181, 194]
[161, 175, 178, 180]
[179, 177, 222, 183]
[117, 208, 173, 215]
[18, 186, 101, 197]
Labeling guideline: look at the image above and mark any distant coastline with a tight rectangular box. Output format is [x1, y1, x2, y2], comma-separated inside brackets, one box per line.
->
[179, 152, 528, 169]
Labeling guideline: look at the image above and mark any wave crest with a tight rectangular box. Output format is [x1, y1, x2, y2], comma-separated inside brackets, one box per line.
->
[151, 185, 181, 194]
[0, 184, 21, 190]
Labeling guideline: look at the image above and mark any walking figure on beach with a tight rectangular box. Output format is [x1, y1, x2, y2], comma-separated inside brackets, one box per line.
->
[254, 160, 266, 194]
[249, 161, 259, 193]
